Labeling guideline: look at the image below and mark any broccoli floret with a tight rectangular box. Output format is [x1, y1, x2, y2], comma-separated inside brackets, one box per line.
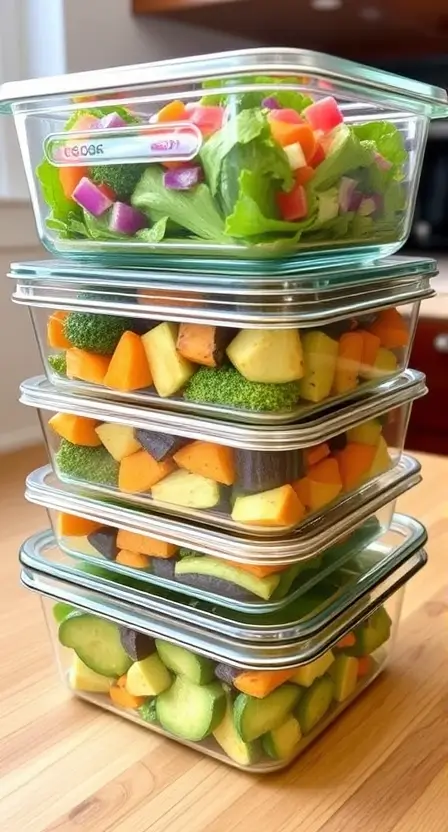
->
[91, 164, 147, 202]
[138, 699, 158, 724]
[55, 439, 119, 486]
[48, 353, 67, 376]
[63, 311, 130, 355]
[183, 366, 301, 413]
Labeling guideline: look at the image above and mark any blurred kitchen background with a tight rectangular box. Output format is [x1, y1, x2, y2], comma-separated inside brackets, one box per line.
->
[1, 0, 447, 456]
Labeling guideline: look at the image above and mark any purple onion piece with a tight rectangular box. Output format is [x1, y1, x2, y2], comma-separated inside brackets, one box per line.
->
[109, 202, 147, 235]
[348, 190, 363, 212]
[72, 177, 114, 216]
[374, 151, 392, 171]
[99, 112, 127, 129]
[262, 96, 281, 110]
[338, 176, 358, 213]
[163, 165, 202, 190]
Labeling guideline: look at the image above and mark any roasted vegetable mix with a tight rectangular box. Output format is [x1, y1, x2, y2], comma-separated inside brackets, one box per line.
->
[55, 602, 392, 767]
[46, 307, 409, 413]
[48, 410, 394, 529]
[36, 86, 409, 252]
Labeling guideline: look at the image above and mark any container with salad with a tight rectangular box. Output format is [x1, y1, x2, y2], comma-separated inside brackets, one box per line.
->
[1, 49, 447, 266]
[11, 256, 435, 423]
[19, 516, 427, 771]
[19, 371, 427, 534]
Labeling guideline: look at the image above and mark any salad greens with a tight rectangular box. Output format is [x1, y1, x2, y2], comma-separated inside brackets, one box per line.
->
[36, 85, 409, 253]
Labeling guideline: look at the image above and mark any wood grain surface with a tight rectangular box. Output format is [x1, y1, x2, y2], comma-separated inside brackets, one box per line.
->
[1, 446, 448, 832]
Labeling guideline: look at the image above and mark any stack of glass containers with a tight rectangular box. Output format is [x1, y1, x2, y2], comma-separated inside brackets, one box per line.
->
[2, 48, 446, 771]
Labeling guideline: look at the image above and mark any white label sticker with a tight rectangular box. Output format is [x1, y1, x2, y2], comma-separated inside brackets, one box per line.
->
[44, 122, 203, 167]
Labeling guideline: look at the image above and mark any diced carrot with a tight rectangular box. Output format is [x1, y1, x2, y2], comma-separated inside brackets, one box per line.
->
[48, 413, 101, 446]
[232, 484, 306, 528]
[173, 440, 235, 486]
[109, 685, 146, 709]
[332, 331, 364, 394]
[222, 561, 290, 579]
[116, 529, 177, 559]
[234, 668, 298, 699]
[156, 100, 188, 122]
[117, 674, 128, 688]
[103, 331, 153, 392]
[368, 308, 409, 349]
[295, 165, 315, 186]
[292, 476, 311, 509]
[59, 167, 89, 200]
[307, 457, 342, 510]
[358, 329, 381, 370]
[115, 549, 151, 569]
[268, 115, 310, 148]
[305, 442, 330, 468]
[66, 348, 111, 385]
[47, 311, 71, 349]
[118, 449, 176, 493]
[293, 124, 318, 163]
[336, 632, 356, 649]
[357, 656, 374, 678]
[335, 442, 377, 491]
[57, 512, 102, 537]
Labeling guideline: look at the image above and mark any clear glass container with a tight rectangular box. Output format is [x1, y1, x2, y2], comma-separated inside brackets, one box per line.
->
[11, 256, 435, 424]
[25, 457, 422, 613]
[20, 372, 426, 534]
[1, 49, 447, 267]
[19, 522, 427, 771]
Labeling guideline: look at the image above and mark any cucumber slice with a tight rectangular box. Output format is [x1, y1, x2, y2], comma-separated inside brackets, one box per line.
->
[156, 676, 226, 741]
[290, 650, 335, 687]
[234, 685, 301, 743]
[262, 715, 302, 761]
[296, 675, 334, 735]
[126, 655, 172, 697]
[175, 556, 280, 600]
[68, 654, 114, 693]
[213, 691, 261, 766]
[53, 602, 76, 624]
[155, 640, 215, 685]
[138, 698, 158, 724]
[59, 613, 132, 677]
[345, 607, 392, 657]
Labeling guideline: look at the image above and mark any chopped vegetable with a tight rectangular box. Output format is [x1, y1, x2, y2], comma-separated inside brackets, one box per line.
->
[115, 550, 151, 569]
[91, 164, 147, 202]
[173, 440, 236, 486]
[116, 529, 177, 558]
[47, 311, 71, 350]
[103, 331, 153, 392]
[55, 439, 119, 486]
[57, 512, 102, 537]
[336, 442, 378, 490]
[72, 177, 114, 216]
[183, 366, 302, 412]
[231, 484, 305, 528]
[63, 312, 130, 355]
[234, 669, 298, 699]
[368, 308, 409, 348]
[48, 353, 67, 376]
[109, 202, 146, 235]
[163, 166, 202, 190]
[276, 182, 308, 221]
[49, 413, 101, 447]
[303, 96, 344, 132]
[66, 347, 111, 385]
[118, 449, 176, 493]
[176, 323, 230, 368]
[156, 100, 188, 122]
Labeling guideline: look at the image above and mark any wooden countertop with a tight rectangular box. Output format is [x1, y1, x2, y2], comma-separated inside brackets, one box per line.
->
[2, 446, 448, 832]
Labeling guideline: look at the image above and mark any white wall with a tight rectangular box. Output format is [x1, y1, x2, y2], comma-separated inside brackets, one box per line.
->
[0, 0, 260, 451]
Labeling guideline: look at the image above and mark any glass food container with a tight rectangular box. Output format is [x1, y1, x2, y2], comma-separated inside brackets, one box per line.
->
[19, 517, 427, 772]
[25, 457, 421, 613]
[20, 371, 426, 534]
[11, 256, 436, 424]
[1, 49, 447, 268]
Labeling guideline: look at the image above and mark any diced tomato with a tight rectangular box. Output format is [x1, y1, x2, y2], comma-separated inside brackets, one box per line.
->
[295, 165, 315, 186]
[303, 96, 343, 132]
[189, 105, 224, 136]
[309, 141, 326, 169]
[277, 183, 308, 221]
[269, 108, 303, 124]
[70, 113, 99, 132]
[96, 182, 116, 201]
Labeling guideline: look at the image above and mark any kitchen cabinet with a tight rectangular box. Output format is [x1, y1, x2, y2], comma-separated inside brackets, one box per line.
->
[406, 316, 448, 455]
[133, 0, 448, 60]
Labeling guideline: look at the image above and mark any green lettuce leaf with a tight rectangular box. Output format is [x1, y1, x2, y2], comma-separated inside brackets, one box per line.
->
[311, 125, 374, 191]
[131, 167, 227, 242]
[200, 76, 312, 113]
[225, 169, 316, 239]
[135, 217, 169, 243]
[64, 105, 140, 131]
[36, 158, 83, 228]
[352, 121, 407, 169]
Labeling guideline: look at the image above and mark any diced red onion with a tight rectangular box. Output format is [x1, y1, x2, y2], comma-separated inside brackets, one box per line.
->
[72, 177, 113, 216]
[99, 112, 127, 129]
[109, 202, 147, 235]
[262, 96, 281, 110]
[348, 190, 363, 212]
[338, 177, 358, 213]
[374, 151, 392, 171]
[163, 165, 202, 190]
